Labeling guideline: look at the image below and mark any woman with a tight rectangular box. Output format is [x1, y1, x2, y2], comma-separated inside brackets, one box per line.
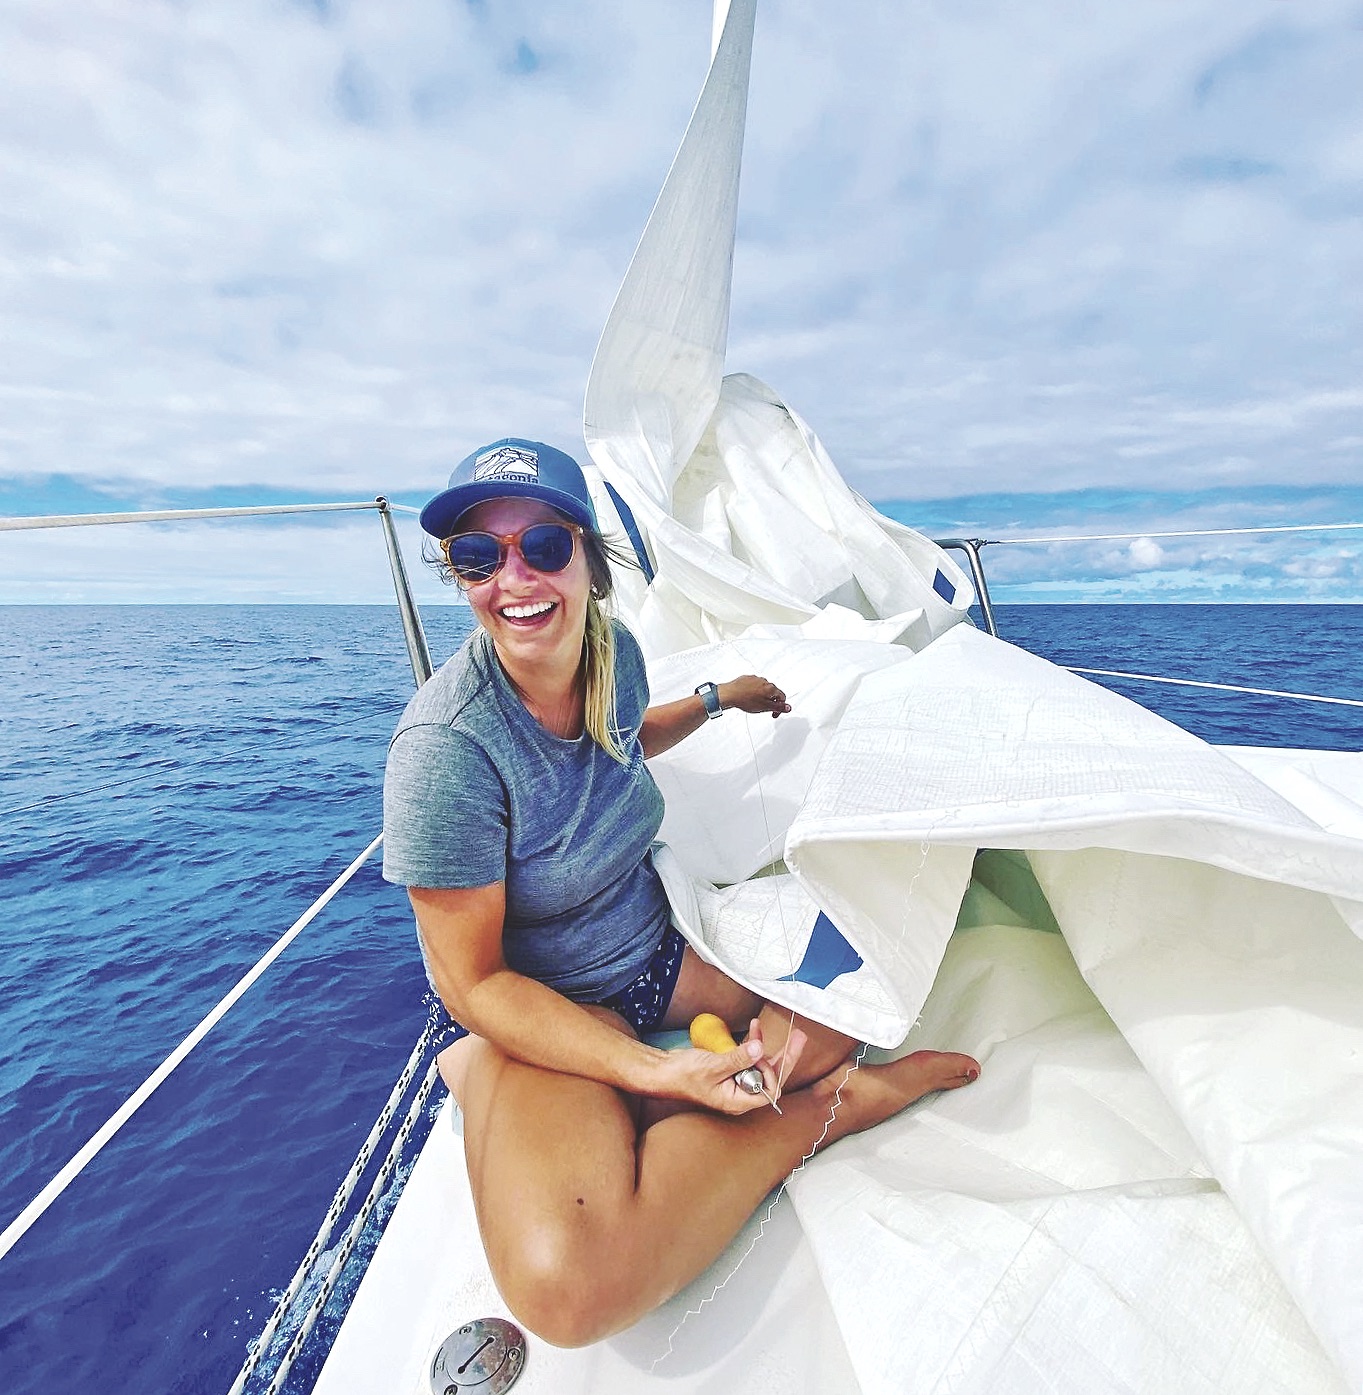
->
[382, 438, 979, 1347]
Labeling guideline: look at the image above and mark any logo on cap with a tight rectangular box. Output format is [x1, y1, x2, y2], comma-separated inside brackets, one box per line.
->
[472, 444, 540, 483]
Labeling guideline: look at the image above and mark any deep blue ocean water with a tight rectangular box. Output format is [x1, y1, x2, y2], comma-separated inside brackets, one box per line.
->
[0, 602, 1359, 1395]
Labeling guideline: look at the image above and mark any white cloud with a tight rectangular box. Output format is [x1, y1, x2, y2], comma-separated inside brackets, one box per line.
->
[1128, 535, 1165, 568]
[1, 0, 1360, 549]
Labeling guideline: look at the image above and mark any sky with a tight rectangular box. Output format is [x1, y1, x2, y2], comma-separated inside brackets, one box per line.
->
[1, 0, 1361, 604]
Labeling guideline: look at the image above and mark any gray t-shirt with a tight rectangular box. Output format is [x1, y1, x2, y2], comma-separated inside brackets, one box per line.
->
[382, 621, 670, 1000]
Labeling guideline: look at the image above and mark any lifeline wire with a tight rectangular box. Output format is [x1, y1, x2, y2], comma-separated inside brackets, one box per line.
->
[0, 831, 385, 1264]
[1066, 667, 1363, 710]
[983, 520, 1363, 546]
[0, 501, 383, 531]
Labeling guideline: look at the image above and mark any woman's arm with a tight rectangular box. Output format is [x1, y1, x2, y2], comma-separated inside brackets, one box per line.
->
[639, 674, 791, 760]
[409, 883, 778, 1113]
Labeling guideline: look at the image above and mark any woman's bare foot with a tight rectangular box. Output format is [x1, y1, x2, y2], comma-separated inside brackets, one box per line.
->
[811, 1049, 980, 1146]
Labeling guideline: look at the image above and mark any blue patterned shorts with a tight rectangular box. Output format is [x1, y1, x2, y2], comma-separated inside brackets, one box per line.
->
[427, 924, 689, 1056]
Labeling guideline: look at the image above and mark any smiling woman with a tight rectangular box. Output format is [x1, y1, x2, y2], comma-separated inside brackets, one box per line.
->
[379, 436, 978, 1345]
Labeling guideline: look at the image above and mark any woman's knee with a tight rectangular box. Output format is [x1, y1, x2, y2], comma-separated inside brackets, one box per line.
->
[493, 1216, 624, 1348]
[436, 1035, 478, 1101]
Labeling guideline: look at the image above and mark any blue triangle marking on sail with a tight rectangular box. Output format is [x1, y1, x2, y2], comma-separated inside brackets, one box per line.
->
[601, 480, 656, 583]
[777, 911, 864, 988]
[932, 568, 956, 604]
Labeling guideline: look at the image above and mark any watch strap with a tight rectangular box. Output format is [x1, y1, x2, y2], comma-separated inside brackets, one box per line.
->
[695, 681, 724, 720]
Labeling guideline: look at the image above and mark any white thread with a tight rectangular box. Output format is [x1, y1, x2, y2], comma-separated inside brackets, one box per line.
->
[650, 1043, 868, 1371]
[736, 706, 799, 1091]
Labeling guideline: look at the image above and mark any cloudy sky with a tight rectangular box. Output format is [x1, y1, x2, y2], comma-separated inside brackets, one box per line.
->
[1, 0, 1360, 603]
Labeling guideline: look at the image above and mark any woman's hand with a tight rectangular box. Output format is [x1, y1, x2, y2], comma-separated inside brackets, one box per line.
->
[656, 1018, 807, 1115]
[641, 674, 791, 757]
[717, 675, 791, 720]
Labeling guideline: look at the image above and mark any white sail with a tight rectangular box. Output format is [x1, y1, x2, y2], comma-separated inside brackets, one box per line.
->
[583, 0, 972, 657]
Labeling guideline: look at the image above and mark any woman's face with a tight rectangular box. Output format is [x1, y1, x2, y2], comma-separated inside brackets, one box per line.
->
[455, 496, 591, 674]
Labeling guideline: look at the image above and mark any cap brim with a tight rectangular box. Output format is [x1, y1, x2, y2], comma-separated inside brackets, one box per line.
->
[419, 481, 596, 538]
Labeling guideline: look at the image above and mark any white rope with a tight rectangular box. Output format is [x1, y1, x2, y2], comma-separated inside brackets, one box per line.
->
[984, 521, 1363, 546]
[0, 502, 381, 531]
[0, 832, 385, 1265]
[225, 1023, 434, 1395]
[1067, 667, 1363, 710]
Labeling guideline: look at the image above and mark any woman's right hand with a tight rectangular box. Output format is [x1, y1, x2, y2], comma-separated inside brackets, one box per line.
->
[657, 1018, 806, 1115]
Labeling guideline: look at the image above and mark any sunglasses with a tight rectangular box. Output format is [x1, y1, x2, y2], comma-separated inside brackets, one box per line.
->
[441, 521, 583, 586]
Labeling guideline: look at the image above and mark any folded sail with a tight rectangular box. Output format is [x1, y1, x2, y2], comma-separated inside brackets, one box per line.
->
[583, 0, 971, 654]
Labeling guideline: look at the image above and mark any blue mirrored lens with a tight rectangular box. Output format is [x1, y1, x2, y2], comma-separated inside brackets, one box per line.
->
[447, 533, 502, 581]
[519, 524, 575, 573]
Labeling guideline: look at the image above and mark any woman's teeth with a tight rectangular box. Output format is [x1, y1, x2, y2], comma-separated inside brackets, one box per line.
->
[501, 601, 556, 620]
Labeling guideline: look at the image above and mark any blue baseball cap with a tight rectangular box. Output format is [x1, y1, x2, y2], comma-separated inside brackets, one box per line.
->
[419, 438, 599, 538]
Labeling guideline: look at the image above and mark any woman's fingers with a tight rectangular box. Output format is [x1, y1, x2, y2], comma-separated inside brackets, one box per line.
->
[667, 1043, 767, 1115]
[770, 1025, 808, 1096]
[712, 1043, 775, 1115]
[732, 1018, 790, 1105]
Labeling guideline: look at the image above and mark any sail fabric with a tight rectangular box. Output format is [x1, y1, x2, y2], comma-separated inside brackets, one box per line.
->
[784, 911, 1349, 1395]
[590, 372, 973, 656]
[570, 2, 1363, 1380]
[757, 625, 1363, 1389]
[583, 0, 755, 513]
[639, 617, 1363, 1387]
[582, 0, 972, 655]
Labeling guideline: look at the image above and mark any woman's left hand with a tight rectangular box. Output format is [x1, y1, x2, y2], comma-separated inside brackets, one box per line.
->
[717, 675, 791, 719]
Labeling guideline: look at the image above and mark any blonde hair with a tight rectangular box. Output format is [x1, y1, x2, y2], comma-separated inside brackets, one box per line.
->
[582, 590, 627, 763]
[579, 527, 643, 764]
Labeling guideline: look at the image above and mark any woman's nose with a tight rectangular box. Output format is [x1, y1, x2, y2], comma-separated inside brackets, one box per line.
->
[498, 540, 537, 586]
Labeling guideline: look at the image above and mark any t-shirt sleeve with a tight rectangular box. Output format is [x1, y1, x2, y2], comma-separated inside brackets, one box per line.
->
[613, 621, 651, 738]
[382, 723, 508, 888]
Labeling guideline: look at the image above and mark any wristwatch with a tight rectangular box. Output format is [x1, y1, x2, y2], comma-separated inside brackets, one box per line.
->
[695, 681, 724, 720]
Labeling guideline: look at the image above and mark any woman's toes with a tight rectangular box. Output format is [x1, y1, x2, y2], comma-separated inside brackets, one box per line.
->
[900, 1049, 981, 1093]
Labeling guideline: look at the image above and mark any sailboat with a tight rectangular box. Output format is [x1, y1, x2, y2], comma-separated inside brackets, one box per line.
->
[22, 2, 1349, 1391]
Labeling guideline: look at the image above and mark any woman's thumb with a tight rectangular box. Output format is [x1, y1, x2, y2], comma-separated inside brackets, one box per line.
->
[724, 1038, 764, 1076]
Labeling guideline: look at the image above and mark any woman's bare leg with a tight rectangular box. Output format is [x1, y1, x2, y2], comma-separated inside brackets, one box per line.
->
[442, 1008, 978, 1348]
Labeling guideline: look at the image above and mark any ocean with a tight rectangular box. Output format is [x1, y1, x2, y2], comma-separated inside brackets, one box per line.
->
[1, 602, 1359, 1394]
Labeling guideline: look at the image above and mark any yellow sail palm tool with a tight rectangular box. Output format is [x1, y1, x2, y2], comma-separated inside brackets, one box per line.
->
[689, 1013, 782, 1114]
